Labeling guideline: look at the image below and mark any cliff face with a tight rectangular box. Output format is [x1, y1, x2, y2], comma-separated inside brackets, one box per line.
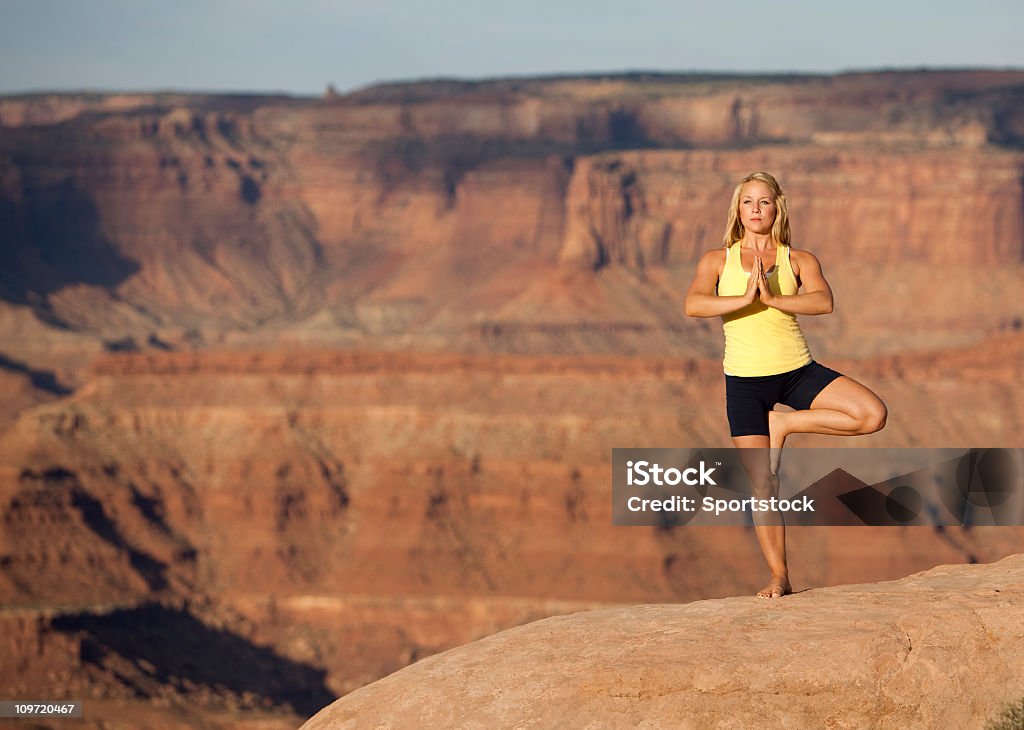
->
[1, 72, 1023, 369]
[2, 345, 1023, 718]
[557, 148, 1024, 269]
[301, 554, 1024, 729]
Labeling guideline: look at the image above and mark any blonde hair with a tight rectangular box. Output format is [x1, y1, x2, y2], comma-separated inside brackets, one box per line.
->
[722, 171, 791, 248]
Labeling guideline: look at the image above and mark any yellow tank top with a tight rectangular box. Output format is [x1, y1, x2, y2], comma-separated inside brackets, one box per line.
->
[717, 242, 812, 376]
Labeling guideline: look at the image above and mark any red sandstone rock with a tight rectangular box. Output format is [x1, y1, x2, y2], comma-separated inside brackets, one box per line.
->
[1, 345, 1022, 715]
[302, 554, 1024, 729]
[1, 72, 1023, 365]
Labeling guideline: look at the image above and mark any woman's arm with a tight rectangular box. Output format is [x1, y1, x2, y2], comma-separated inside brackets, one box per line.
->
[685, 249, 757, 317]
[758, 249, 833, 315]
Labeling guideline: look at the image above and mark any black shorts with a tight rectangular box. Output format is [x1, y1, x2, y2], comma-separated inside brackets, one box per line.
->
[725, 361, 843, 437]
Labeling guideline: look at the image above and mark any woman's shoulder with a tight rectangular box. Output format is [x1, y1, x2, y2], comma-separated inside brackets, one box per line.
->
[698, 247, 728, 270]
[786, 245, 820, 259]
[786, 246, 823, 275]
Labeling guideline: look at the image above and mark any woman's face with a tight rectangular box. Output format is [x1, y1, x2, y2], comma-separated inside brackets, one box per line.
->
[738, 181, 777, 236]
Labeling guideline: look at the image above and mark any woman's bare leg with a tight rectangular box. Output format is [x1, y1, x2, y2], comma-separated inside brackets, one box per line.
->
[768, 376, 887, 473]
[736, 376, 886, 596]
[733, 434, 791, 598]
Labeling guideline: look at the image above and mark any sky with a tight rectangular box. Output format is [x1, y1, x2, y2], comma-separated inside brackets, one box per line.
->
[1, 0, 1022, 96]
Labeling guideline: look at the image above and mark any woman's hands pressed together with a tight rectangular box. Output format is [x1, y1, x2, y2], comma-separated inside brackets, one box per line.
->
[744, 256, 776, 308]
[741, 256, 760, 305]
[755, 257, 776, 307]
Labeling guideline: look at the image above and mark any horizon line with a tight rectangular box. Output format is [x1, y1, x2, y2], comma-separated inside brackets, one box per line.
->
[2, 64, 1023, 100]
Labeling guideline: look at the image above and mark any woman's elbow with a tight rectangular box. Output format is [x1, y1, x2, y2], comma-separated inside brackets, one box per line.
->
[685, 298, 710, 317]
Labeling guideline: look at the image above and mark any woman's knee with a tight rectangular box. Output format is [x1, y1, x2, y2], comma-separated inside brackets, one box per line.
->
[860, 399, 887, 433]
[748, 471, 779, 499]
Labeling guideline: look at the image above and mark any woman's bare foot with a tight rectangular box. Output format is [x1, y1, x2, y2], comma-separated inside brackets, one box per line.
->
[756, 575, 792, 599]
[767, 410, 788, 475]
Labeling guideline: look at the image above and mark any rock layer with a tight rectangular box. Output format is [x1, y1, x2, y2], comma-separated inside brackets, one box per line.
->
[2, 72, 1024, 368]
[2, 345, 1023, 717]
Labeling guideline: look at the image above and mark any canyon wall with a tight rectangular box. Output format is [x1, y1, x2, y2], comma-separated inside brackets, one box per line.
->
[2, 344, 1024, 723]
[1, 72, 1023, 373]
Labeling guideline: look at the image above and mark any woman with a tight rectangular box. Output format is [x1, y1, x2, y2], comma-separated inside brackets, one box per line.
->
[684, 171, 887, 599]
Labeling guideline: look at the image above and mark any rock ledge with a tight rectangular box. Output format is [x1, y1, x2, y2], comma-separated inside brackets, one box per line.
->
[303, 554, 1024, 729]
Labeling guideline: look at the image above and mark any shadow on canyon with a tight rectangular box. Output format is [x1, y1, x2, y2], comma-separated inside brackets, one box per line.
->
[0, 178, 139, 311]
[51, 601, 336, 717]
